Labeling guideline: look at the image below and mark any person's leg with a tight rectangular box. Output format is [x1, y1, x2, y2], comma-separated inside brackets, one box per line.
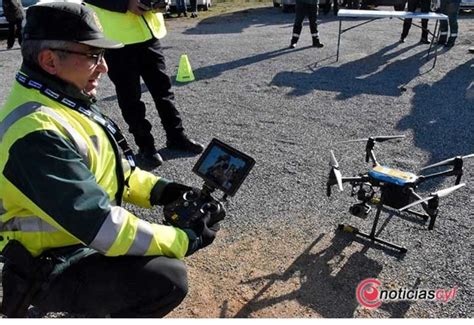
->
[105, 44, 162, 165]
[139, 39, 183, 139]
[16, 20, 23, 46]
[190, 0, 198, 17]
[401, 0, 417, 41]
[140, 39, 203, 153]
[419, 0, 430, 42]
[308, 4, 323, 47]
[176, 0, 186, 17]
[7, 22, 15, 49]
[31, 254, 188, 317]
[290, 3, 306, 48]
[438, 0, 449, 44]
[445, 0, 461, 47]
[105, 45, 154, 150]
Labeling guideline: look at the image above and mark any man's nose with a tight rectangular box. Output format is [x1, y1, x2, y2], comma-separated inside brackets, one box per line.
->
[96, 56, 108, 73]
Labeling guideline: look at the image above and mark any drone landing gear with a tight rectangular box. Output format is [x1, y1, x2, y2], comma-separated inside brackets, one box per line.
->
[338, 199, 408, 254]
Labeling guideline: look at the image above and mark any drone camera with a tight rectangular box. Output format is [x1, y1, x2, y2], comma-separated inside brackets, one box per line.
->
[349, 203, 371, 218]
[356, 183, 375, 202]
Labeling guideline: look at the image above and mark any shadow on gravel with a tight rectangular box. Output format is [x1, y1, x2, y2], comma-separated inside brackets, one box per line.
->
[271, 41, 437, 98]
[182, 7, 338, 35]
[174, 46, 311, 82]
[231, 232, 413, 318]
[397, 58, 474, 188]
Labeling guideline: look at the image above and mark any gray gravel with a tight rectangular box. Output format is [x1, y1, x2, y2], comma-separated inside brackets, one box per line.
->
[0, 5, 473, 318]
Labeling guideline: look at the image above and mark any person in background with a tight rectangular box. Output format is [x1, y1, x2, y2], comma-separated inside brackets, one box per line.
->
[2, 0, 25, 50]
[400, 0, 431, 44]
[84, 0, 204, 168]
[176, 0, 187, 17]
[289, 0, 324, 49]
[438, 0, 461, 47]
[189, 0, 198, 18]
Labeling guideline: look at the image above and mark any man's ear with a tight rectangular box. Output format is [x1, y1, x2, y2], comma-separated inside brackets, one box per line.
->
[38, 50, 59, 75]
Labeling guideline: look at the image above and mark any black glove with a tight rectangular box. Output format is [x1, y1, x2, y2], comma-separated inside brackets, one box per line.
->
[151, 182, 192, 206]
[183, 213, 221, 256]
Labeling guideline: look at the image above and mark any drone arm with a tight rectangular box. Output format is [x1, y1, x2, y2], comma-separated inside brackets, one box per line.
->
[402, 187, 429, 212]
[365, 139, 378, 165]
[343, 176, 368, 183]
[419, 168, 462, 184]
[326, 176, 366, 197]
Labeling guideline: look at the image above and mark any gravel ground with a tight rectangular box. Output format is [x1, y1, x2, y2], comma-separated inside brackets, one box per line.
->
[0, 3, 473, 318]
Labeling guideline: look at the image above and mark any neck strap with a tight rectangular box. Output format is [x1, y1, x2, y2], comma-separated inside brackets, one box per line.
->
[16, 73, 136, 201]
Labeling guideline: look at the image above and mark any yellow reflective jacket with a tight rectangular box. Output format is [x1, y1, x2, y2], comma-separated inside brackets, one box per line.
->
[0, 65, 188, 258]
[85, 0, 167, 45]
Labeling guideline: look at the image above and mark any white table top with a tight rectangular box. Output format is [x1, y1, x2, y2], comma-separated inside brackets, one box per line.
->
[337, 9, 448, 20]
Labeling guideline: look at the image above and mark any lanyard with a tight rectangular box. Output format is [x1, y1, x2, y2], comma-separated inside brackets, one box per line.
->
[15, 73, 136, 202]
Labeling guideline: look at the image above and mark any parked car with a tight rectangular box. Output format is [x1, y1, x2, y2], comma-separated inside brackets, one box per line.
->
[169, 0, 212, 11]
[1, 0, 84, 32]
[273, 0, 408, 12]
[1, 0, 41, 31]
[460, 0, 474, 10]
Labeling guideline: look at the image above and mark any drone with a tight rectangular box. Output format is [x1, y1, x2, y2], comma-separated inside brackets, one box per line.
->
[326, 135, 472, 254]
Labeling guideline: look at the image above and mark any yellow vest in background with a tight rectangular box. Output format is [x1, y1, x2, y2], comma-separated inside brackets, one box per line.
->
[87, 5, 167, 45]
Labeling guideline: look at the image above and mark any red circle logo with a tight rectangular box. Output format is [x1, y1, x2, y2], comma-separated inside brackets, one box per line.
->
[356, 278, 382, 309]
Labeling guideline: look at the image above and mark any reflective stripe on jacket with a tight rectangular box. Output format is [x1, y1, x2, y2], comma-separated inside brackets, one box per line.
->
[86, 3, 167, 45]
[0, 73, 188, 258]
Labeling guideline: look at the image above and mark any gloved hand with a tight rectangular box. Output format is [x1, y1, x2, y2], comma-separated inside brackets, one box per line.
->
[151, 182, 192, 206]
[183, 213, 221, 256]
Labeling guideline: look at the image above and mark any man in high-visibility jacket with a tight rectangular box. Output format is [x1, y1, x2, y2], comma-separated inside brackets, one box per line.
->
[0, 2, 220, 317]
[83, 0, 204, 168]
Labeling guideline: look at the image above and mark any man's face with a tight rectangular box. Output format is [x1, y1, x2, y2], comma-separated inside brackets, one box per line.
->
[50, 43, 108, 96]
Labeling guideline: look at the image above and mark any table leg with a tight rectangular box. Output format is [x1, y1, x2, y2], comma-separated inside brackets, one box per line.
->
[430, 19, 440, 69]
[337, 20, 342, 62]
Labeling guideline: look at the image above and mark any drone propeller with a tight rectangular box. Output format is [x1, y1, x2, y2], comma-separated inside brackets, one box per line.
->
[329, 150, 344, 192]
[339, 135, 406, 144]
[421, 154, 474, 170]
[398, 183, 466, 212]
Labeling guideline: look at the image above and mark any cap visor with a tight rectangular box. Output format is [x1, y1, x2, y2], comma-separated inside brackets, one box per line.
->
[79, 38, 123, 49]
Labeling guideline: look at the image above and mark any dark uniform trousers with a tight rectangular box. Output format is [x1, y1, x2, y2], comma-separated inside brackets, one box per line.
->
[26, 253, 188, 317]
[7, 20, 22, 49]
[105, 38, 185, 151]
[291, 2, 320, 43]
[401, 0, 431, 41]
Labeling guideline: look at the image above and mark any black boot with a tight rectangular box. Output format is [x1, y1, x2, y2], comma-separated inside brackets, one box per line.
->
[137, 147, 163, 168]
[167, 134, 204, 154]
[419, 37, 430, 44]
[289, 36, 298, 49]
[312, 38, 324, 48]
[437, 35, 447, 45]
[445, 37, 456, 48]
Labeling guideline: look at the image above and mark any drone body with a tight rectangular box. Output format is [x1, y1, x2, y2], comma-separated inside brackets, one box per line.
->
[326, 135, 471, 254]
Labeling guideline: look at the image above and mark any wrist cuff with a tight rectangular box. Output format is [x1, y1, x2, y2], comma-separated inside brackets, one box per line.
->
[149, 177, 172, 205]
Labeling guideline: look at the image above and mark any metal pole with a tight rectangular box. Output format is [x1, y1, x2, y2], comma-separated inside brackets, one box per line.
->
[337, 19, 342, 62]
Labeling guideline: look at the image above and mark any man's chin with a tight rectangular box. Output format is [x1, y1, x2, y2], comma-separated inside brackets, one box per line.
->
[84, 87, 97, 97]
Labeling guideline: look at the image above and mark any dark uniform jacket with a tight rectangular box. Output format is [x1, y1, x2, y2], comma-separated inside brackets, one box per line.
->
[2, 0, 25, 23]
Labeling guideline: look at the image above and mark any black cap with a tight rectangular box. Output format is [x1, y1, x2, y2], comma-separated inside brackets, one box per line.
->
[23, 2, 123, 49]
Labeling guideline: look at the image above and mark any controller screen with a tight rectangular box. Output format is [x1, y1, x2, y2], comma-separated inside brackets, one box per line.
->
[193, 139, 255, 196]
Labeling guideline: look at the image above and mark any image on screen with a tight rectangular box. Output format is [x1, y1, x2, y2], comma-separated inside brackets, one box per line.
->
[194, 139, 254, 196]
